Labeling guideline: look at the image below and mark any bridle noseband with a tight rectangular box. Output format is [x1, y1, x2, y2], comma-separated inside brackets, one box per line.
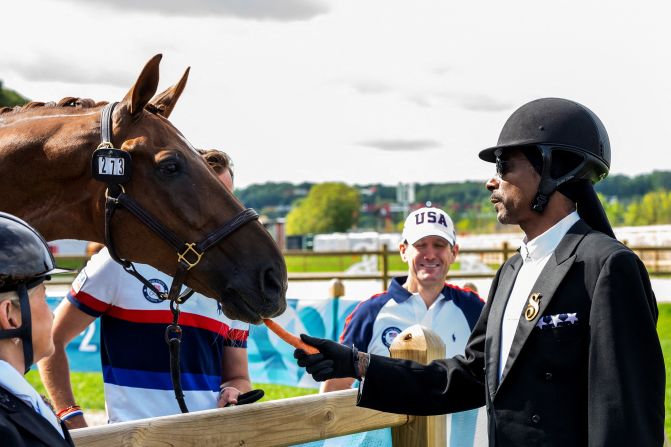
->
[93, 102, 259, 412]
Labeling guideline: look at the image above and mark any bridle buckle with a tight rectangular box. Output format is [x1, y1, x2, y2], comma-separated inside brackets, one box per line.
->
[177, 243, 203, 270]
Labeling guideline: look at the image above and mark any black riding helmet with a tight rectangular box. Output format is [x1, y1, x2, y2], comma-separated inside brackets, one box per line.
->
[479, 98, 615, 238]
[0, 212, 70, 372]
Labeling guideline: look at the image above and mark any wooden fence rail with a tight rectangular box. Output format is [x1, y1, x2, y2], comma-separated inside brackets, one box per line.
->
[53, 243, 671, 290]
[71, 325, 446, 447]
[71, 390, 408, 447]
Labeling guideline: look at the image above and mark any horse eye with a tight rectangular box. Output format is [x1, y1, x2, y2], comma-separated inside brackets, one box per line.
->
[159, 160, 180, 176]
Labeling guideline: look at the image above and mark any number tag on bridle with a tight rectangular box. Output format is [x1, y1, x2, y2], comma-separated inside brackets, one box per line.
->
[91, 147, 132, 184]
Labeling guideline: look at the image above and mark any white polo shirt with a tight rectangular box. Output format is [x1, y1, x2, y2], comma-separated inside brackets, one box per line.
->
[340, 277, 484, 356]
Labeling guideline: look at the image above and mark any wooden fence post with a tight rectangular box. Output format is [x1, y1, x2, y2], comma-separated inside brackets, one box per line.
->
[381, 244, 389, 291]
[329, 278, 345, 341]
[389, 325, 446, 447]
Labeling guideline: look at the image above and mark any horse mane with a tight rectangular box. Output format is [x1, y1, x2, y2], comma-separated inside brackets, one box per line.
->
[0, 97, 109, 115]
[0, 97, 165, 119]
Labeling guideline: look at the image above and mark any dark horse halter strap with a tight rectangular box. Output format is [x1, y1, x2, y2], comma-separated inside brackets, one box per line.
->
[95, 102, 259, 413]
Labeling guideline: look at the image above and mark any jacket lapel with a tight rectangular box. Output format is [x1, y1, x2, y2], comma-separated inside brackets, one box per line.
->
[485, 253, 522, 400]
[497, 220, 589, 388]
[7, 404, 69, 447]
[62, 420, 74, 446]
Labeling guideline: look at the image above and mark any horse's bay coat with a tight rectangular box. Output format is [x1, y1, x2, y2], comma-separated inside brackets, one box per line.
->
[0, 54, 287, 323]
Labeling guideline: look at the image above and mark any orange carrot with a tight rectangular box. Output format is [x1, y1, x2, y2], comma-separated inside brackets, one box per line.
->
[263, 319, 319, 354]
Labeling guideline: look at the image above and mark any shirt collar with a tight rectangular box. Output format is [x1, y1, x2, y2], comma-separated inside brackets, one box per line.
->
[0, 360, 41, 411]
[519, 211, 580, 263]
[0, 360, 64, 437]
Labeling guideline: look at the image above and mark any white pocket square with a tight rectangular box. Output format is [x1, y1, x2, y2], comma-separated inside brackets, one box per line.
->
[536, 312, 579, 329]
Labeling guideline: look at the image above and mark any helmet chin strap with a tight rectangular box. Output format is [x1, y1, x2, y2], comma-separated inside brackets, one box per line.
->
[0, 282, 34, 374]
[531, 146, 559, 213]
[17, 283, 33, 374]
[530, 145, 594, 214]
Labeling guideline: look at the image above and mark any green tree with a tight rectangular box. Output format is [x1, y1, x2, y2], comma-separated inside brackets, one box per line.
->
[623, 190, 671, 225]
[598, 193, 626, 226]
[0, 81, 29, 107]
[285, 182, 360, 235]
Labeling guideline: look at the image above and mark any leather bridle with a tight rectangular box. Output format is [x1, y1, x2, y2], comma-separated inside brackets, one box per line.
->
[93, 102, 259, 412]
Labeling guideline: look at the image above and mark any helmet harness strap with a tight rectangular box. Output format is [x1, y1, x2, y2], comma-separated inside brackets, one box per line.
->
[0, 283, 35, 374]
[532, 146, 559, 213]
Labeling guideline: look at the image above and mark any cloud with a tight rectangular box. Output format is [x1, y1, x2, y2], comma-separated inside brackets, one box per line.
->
[6, 54, 132, 88]
[407, 93, 434, 108]
[346, 80, 392, 95]
[358, 138, 442, 151]
[456, 94, 512, 112]
[407, 90, 512, 112]
[430, 66, 451, 76]
[52, 0, 329, 21]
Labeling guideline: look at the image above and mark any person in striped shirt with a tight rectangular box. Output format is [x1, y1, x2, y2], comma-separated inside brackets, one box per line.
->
[38, 150, 252, 427]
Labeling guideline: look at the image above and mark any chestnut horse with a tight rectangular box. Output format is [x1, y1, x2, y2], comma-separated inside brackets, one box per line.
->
[0, 54, 286, 323]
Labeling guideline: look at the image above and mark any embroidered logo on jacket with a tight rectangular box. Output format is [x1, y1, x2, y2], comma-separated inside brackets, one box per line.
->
[381, 326, 402, 348]
[142, 279, 168, 303]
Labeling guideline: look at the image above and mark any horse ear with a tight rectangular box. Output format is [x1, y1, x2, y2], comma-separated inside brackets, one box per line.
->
[147, 66, 190, 118]
[121, 54, 162, 117]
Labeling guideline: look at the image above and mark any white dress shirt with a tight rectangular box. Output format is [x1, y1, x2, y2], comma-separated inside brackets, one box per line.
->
[0, 360, 64, 437]
[498, 211, 580, 382]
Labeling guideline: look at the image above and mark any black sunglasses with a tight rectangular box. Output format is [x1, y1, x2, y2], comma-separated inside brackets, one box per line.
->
[495, 158, 512, 177]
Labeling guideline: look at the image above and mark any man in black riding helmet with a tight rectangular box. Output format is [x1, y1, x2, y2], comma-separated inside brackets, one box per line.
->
[294, 98, 665, 446]
[0, 212, 74, 446]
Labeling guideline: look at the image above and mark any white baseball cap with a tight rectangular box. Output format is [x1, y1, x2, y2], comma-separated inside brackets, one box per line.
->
[402, 207, 456, 246]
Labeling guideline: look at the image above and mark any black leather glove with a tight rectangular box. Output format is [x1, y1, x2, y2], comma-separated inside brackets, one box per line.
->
[293, 334, 358, 381]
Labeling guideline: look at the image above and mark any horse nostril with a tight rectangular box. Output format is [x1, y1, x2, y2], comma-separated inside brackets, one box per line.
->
[261, 266, 283, 298]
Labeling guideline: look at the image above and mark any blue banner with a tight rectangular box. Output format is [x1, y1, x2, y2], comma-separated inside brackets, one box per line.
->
[47, 296, 487, 446]
[47, 296, 356, 388]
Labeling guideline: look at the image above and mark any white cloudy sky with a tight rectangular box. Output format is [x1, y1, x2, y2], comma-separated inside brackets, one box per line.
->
[1, 0, 669, 188]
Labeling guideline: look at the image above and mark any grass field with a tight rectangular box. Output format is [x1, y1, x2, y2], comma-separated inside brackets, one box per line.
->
[27, 303, 671, 433]
[658, 303, 671, 434]
[54, 254, 462, 285]
[284, 253, 460, 273]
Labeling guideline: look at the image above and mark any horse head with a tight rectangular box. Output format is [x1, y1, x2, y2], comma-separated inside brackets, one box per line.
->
[0, 55, 287, 323]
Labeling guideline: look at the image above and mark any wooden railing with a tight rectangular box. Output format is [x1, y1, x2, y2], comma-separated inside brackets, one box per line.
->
[71, 325, 448, 447]
[52, 243, 671, 290]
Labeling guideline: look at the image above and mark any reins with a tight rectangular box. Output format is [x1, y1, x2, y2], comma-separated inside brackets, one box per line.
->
[93, 102, 259, 412]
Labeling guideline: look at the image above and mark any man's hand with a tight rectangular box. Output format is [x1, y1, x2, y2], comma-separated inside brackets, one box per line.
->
[217, 386, 242, 408]
[218, 388, 265, 407]
[293, 334, 358, 381]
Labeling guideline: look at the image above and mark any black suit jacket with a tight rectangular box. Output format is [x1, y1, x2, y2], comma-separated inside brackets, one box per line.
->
[0, 386, 74, 447]
[358, 220, 665, 446]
